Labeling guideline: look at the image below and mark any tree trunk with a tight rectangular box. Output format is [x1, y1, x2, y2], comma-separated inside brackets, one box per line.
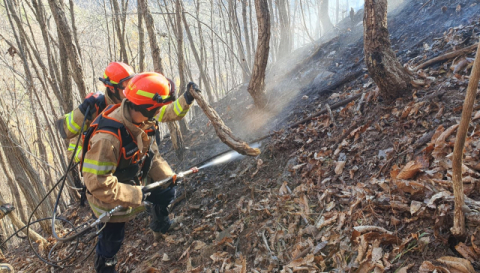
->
[175, 0, 190, 135]
[242, 0, 253, 67]
[249, 0, 255, 56]
[0, 150, 27, 223]
[248, 0, 270, 109]
[138, 0, 145, 71]
[47, 0, 87, 99]
[68, 0, 82, 60]
[139, 0, 184, 159]
[363, 0, 412, 101]
[277, 0, 291, 57]
[0, 117, 51, 233]
[451, 42, 480, 238]
[181, 7, 215, 102]
[336, 0, 340, 24]
[139, 0, 164, 73]
[319, 0, 334, 35]
[111, 0, 129, 63]
[229, 0, 250, 82]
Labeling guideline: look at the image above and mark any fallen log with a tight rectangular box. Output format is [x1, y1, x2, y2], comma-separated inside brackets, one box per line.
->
[188, 85, 261, 156]
[414, 43, 478, 71]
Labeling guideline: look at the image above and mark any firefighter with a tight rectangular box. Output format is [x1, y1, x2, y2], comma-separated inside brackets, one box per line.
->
[81, 72, 197, 273]
[0, 204, 15, 273]
[56, 62, 191, 162]
[56, 62, 136, 163]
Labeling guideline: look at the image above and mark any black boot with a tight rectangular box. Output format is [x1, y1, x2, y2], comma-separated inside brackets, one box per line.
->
[94, 254, 118, 273]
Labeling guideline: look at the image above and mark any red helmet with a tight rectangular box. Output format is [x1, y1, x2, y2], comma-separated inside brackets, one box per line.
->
[123, 72, 176, 111]
[99, 62, 135, 89]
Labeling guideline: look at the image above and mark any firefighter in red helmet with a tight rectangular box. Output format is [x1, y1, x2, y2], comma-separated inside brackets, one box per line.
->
[81, 72, 197, 273]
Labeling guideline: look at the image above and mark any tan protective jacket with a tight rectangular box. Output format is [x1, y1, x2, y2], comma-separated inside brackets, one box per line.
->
[57, 92, 191, 162]
[83, 99, 190, 222]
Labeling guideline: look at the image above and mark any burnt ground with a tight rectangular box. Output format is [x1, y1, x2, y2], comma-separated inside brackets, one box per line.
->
[5, 0, 480, 272]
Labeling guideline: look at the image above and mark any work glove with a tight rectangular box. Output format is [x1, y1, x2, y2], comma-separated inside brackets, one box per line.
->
[78, 93, 99, 120]
[183, 82, 199, 105]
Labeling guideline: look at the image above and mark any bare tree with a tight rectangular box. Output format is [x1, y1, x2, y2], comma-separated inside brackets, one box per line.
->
[277, 0, 292, 57]
[138, 1, 145, 71]
[47, 0, 88, 99]
[319, 0, 334, 35]
[363, 0, 412, 101]
[248, 0, 270, 108]
[111, 0, 129, 63]
[139, 0, 185, 160]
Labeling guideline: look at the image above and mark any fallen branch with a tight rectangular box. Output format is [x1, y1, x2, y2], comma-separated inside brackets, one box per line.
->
[194, 92, 365, 167]
[414, 43, 478, 71]
[353, 225, 393, 235]
[189, 85, 260, 156]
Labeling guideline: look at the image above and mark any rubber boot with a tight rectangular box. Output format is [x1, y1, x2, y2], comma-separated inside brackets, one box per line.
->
[94, 254, 117, 273]
[0, 263, 14, 273]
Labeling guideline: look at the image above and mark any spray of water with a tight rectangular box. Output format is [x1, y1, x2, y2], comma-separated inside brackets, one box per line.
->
[198, 142, 261, 170]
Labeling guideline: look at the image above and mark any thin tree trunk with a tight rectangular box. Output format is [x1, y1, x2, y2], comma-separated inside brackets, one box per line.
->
[336, 0, 340, 24]
[319, 0, 334, 34]
[249, 0, 255, 56]
[68, 0, 82, 60]
[138, 0, 145, 71]
[363, 0, 412, 101]
[47, 0, 87, 99]
[0, 150, 27, 223]
[103, 0, 113, 61]
[111, 0, 129, 63]
[176, 0, 190, 135]
[229, 0, 250, 81]
[181, 7, 215, 102]
[248, 0, 270, 109]
[139, 0, 164, 73]
[139, 0, 184, 160]
[451, 42, 480, 238]
[242, 0, 253, 67]
[277, 0, 291, 57]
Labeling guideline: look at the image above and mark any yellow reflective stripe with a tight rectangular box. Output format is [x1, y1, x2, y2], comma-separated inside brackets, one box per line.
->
[68, 143, 77, 151]
[74, 148, 82, 163]
[66, 112, 80, 134]
[82, 158, 116, 175]
[156, 106, 167, 122]
[88, 201, 145, 219]
[173, 100, 181, 116]
[136, 90, 154, 99]
[178, 108, 189, 117]
[104, 73, 118, 84]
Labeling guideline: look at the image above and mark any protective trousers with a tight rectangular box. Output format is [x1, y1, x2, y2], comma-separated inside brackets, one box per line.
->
[94, 187, 175, 273]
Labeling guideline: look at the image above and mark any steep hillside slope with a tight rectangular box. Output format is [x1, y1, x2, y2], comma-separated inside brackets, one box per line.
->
[5, 0, 480, 272]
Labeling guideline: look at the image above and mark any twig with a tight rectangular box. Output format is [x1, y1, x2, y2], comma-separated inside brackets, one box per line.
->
[354, 225, 393, 235]
[189, 85, 260, 156]
[356, 92, 366, 115]
[414, 43, 478, 71]
[326, 104, 336, 126]
[261, 230, 273, 254]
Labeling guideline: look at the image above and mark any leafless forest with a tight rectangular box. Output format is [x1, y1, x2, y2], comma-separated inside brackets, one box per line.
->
[2, 0, 480, 272]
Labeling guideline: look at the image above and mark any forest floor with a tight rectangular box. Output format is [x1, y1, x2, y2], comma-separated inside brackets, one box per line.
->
[5, 0, 480, 272]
